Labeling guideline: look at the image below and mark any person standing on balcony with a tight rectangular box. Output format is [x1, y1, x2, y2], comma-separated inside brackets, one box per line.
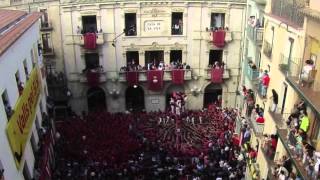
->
[300, 111, 310, 133]
[300, 60, 314, 86]
[270, 89, 278, 113]
[261, 70, 270, 98]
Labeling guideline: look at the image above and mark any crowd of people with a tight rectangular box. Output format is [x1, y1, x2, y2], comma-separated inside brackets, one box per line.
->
[169, 92, 187, 115]
[53, 105, 247, 179]
[120, 60, 191, 72]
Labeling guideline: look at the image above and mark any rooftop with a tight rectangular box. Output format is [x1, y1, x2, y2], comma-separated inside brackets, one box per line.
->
[0, 9, 41, 56]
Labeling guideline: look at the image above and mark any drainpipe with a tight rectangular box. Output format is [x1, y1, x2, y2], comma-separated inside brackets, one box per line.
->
[235, 4, 247, 107]
[198, 3, 203, 76]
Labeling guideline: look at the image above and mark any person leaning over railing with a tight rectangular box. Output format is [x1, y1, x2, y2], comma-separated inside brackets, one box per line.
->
[300, 59, 315, 87]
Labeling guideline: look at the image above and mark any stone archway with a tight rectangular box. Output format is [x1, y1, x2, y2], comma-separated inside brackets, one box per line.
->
[203, 83, 222, 108]
[125, 85, 145, 112]
[87, 87, 106, 112]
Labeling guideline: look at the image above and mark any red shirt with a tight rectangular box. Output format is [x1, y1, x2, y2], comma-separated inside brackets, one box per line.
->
[256, 116, 265, 124]
[262, 75, 270, 86]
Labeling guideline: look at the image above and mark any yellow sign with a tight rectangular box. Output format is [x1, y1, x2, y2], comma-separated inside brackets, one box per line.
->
[6, 68, 41, 168]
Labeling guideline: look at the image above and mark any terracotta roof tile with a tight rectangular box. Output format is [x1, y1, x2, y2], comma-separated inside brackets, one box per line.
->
[0, 9, 27, 31]
[0, 10, 41, 56]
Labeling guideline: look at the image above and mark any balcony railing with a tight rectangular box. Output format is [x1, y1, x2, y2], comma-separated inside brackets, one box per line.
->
[244, 60, 260, 81]
[247, 112, 264, 137]
[263, 41, 272, 58]
[278, 53, 302, 76]
[42, 47, 55, 57]
[247, 26, 264, 45]
[268, 108, 308, 179]
[79, 71, 107, 83]
[204, 68, 230, 80]
[118, 69, 192, 82]
[40, 21, 53, 31]
[271, 0, 305, 28]
[65, 33, 105, 46]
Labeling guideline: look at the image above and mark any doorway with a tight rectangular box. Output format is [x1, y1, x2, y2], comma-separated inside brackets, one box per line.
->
[145, 51, 164, 68]
[203, 83, 222, 108]
[87, 87, 106, 112]
[82, 15, 97, 33]
[209, 50, 223, 66]
[125, 85, 145, 112]
[170, 50, 182, 64]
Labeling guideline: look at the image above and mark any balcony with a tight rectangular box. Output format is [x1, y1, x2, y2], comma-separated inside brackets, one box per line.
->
[79, 71, 107, 84]
[244, 60, 260, 81]
[247, 26, 264, 45]
[277, 129, 309, 179]
[42, 47, 55, 58]
[286, 75, 320, 117]
[270, 0, 305, 28]
[204, 68, 230, 80]
[278, 53, 302, 76]
[118, 69, 192, 82]
[268, 109, 308, 179]
[263, 41, 272, 58]
[40, 21, 53, 31]
[65, 33, 105, 46]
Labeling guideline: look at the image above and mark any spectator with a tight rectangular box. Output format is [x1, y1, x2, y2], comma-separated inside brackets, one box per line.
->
[299, 111, 309, 133]
[300, 59, 314, 86]
[270, 89, 278, 113]
[261, 70, 270, 98]
[255, 114, 265, 124]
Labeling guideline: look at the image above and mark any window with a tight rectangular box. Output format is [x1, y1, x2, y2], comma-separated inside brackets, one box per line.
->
[41, 33, 53, 54]
[84, 53, 99, 70]
[82, 16, 97, 33]
[40, 9, 49, 28]
[2, 90, 13, 121]
[170, 50, 182, 63]
[211, 13, 225, 29]
[23, 59, 29, 79]
[126, 51, 139, 66]
[209, 50, 223, 66]
[171, 12, 183, 35]
[145, 51, 164, 69]
[125, 13, 137, 36]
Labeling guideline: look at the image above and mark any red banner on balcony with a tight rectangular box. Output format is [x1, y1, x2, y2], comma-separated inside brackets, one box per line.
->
[86, 71, 100, 87]
[147, 70, 164, 91]
[212, 30, 226, 48]
[126, 71, 139, 86]
[171, 69, 185, 85]
[84, 33, 97, 49]
[211, 68, 223, 83]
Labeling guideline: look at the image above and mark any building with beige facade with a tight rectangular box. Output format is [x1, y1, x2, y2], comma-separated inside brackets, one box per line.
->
[239, 0, 320, 179]
[1, 0, 247, 114]
[60, 0, 247, 113]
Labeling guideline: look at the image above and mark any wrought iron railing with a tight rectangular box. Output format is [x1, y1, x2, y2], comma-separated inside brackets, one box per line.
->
[247, 26, 264, 45]
[271, 0, 305, 27]
[278, 53, 302, 77]
[245, 61, 260, 81]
